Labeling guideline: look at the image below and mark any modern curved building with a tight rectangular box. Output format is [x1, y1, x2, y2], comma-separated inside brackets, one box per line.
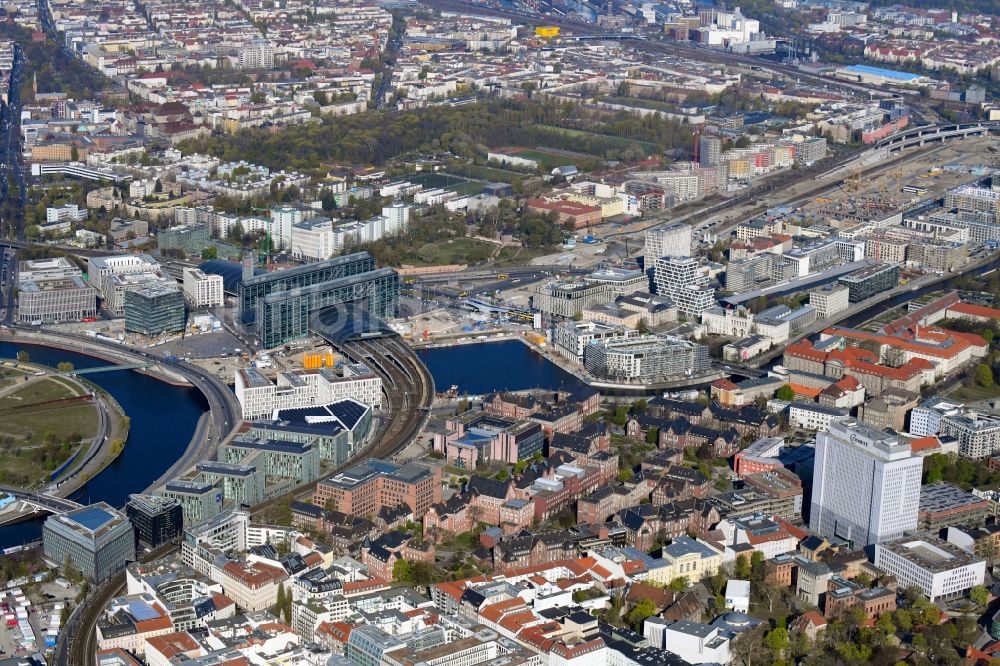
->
[199, 251, 399, 348]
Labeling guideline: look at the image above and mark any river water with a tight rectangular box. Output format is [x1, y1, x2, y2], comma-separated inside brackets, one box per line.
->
[417, 339, 583, 395]
[0, 342, 207, 548]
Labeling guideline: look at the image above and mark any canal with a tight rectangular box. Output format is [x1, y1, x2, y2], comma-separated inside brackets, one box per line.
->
[839, 253, 1000, 330]
[417, 339, 583, 395]
[0, 342, 208, 548]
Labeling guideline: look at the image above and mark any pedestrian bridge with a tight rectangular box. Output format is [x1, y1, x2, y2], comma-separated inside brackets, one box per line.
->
[61, 362, 153, 376]
[0, 486, 82, 518]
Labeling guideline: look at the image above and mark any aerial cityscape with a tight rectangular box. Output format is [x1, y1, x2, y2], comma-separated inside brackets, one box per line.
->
[0, 0, 998, 664]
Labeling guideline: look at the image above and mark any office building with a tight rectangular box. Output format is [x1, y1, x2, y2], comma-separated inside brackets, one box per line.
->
[809, 420, 922, 547]
[313, 458, 442, 518]
[43, 503, 135, 582]
[583, 334, 710, 383]
[229, 252, 398, 348]
[16, 257, 96, 324]
[182, 268, 224, 308]
[104, 271, 175, 317]
[194, 461, 266, 507]
[918, 482, 993, 533]
[532, 280, 612, 319]
[257, 397, 374, 467]
[910, 397, 963, 437]
[125, 494, 183, 549]
[938, 410, 1000, 459]
[124, 283, 185, 335]
[789, 402, 850, 431]
[809, 283, 850, 319]
[235, 364, 382, 420]
[87, 254, 160, 296]
[874, 537, 985, 602]
[220, 437, 321, 485]
[645, 223, 692, 261]
[838, 262, 899, 303]
[158, 223, 210, 258]
[653, 256, 715, 317]
[160, 480, 223, 526]
[46, 203, 87, 224]
[291, 217, 335, 260]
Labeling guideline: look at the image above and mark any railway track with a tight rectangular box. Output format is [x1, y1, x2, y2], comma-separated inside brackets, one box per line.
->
[249, 334, 434, 518]
[60, 542, 179, 666]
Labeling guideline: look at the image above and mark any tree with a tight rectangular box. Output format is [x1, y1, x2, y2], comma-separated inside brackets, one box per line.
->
[775, 384, 795, 401]
[617, 468, 634, 483]
[274, 582, 286, 617]
[16, 351, 29, 363]
[611, 405, 630, 427]
[764, 627, 790, 659]
[70, 144, 78, 162]
[668, 576, 689, 592]
[750, 550, 765, 580]
[970, 584, 989, 608]
[734, 553, 751, 580]
[875, 612, 896, 636]
[56, 362, 74, 372]
[645, 427, 659, 445]
[62, 554, 77, 582]
[393, 558, 413, 582]
[201, 246, 218, 260]
[976, 363, 994, 388]
[980, 328, 995, 344]
[627, 597, 657, 628]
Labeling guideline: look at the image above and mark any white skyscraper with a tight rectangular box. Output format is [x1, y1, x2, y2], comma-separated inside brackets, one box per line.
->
[809, 420, 922, 548]
[645, 223, 692, 262]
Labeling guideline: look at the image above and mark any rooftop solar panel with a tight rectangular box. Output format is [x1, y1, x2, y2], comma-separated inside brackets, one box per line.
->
[70, 506, 114, 532]
[127, 599, 159, 622]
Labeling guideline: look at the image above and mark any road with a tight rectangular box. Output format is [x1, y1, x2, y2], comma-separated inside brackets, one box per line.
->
[6, 327, 242, 493]
[0, 43, 25, 238]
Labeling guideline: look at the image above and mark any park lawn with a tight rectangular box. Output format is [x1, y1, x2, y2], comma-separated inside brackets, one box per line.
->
[949, 383, 1000, 402]
[460, 164, 527, 183]
[508, 149, 578, 171]
[0, 375, 81, 409]
[533, 124, 660, 153]
[0, 403, 99, 445]
[408, 171, 486, 197]
[448, 180, 486, 197]
[493, 246, 551, 267]
[0, 402, 100, 486]
[408, 237, 496, 266]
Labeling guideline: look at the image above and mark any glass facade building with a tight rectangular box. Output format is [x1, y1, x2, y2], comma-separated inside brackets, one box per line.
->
[124, 284, 186, 335]
[125, 494, 183, 549]
[43, 503, 135, 582]
[231, 251, 398, 348]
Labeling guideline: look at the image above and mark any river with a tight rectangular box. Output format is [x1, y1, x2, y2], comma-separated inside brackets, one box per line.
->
[417, 339, 583, 395]
[0, 342, 207, 548]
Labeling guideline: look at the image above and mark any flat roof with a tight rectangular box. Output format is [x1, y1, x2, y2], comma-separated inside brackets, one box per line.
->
[843, 64, 923, 82]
